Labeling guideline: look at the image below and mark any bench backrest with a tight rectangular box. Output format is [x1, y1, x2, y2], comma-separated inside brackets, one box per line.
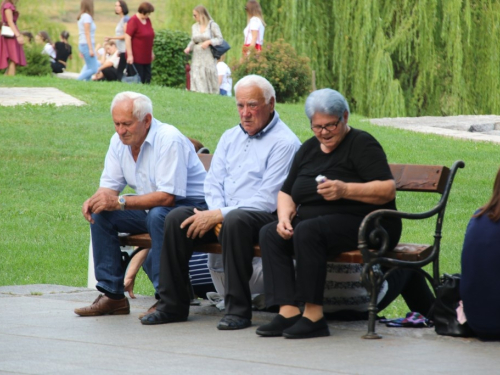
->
[199, 154, 451, 195]
[390, 164, 450, 193]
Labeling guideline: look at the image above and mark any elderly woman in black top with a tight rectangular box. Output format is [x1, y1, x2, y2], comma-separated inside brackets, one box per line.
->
[256, 89, 407, 339]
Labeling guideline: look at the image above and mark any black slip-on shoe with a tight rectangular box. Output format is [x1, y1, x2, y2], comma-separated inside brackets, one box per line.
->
[256, 314, 302, 337]
[282, 317, 330, 339]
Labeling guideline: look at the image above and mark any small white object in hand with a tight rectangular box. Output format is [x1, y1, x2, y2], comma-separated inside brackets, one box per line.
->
[315, 175, 326, 184]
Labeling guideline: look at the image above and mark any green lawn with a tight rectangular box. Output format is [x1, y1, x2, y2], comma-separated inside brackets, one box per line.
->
[0, 75, 497, 317]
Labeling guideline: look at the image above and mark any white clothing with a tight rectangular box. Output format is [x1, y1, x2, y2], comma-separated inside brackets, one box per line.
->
[243, 16, 265, 45]
[100, 119, 206, 200]
[78, 13, 96, 45]
[42, 43, 56, 62]
[106, 50, 120, 69]
[216, 61, 232, 95]
[115, 15, 130, 53]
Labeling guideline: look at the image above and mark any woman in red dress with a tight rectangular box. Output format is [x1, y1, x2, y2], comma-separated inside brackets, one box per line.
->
[125, 1, 155, 84]
[0, 0, 26, 76]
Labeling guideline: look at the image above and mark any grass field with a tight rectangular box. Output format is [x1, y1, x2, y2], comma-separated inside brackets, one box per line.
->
[1, 75, 498, 317]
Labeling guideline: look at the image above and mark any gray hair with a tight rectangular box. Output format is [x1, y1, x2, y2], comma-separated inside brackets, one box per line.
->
[305, 89, 350, 121]
[234, 75, 275, 104]
[110, 91, 153, 121]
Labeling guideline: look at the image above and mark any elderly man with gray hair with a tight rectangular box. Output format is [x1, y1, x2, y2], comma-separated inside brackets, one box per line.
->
[141, 75, 301, 330]
[75, 91, 207, 317]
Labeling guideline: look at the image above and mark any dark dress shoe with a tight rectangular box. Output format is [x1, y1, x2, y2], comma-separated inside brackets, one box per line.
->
[282, 317, 330, 339]
[217, 315, 251, 330]
[256, 314, 302, 337]
[140, 310, 187, 325]
[74, 294, 129, 316]
[138, 300, 159, 319]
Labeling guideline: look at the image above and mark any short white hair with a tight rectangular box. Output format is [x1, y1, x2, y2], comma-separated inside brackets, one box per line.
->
[234, 74, 275, 104]
[110, 91, 153, 121]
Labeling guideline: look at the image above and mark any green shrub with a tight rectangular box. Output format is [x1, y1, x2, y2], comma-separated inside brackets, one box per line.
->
[231, 39, 312, 103]
[152, 29, 191, 88]
[17, 43, 52, 76]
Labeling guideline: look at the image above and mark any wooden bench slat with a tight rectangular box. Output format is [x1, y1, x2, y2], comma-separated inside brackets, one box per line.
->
[119, 233, 432, 264]
[389, 164, 450, 193]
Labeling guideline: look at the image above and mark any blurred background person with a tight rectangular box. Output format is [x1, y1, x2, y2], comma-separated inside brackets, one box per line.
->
[36, 31, 56, 64]
[77, 0, 98, 81]
[0, 0, 26, 76]
[243, 0, 265, 55]
[217, 54, 231, 96]
[125, 1, 155, 84]
[51, 30, 72, 73]
[184, 5, 223, 94]
[92, 41, 120, 81]
[105, 1, 129, 80]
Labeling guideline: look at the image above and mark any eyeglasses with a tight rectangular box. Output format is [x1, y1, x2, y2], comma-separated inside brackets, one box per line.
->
[310, 118, 342, 133]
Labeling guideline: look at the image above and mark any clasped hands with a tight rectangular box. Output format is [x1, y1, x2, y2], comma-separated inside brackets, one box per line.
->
[181, 208, 223, 239]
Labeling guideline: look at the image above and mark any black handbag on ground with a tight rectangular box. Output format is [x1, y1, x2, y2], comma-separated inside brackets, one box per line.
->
[429, 273, 475, 337]
[209, 21, 230, 59]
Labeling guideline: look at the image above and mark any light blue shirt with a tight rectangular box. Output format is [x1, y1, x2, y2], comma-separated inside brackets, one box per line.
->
[205, 111, 301, 217]
[78, 13, 96, 45]
[100, 119, 206, 201]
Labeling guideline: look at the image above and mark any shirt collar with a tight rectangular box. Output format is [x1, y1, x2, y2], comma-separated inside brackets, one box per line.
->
[238, 111, 280, 139]
[143, 117, 158, 146]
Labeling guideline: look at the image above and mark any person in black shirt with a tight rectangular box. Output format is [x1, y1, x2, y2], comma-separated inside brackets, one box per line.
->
[256, 89, 433, 339]
[51, 30, 72, 73]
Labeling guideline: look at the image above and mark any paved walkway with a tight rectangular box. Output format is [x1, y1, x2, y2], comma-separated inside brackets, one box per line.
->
[1, 284, 498, 374]
[0, 87, 85, 107]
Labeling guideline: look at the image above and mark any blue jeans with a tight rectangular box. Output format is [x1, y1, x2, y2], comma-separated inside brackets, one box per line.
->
[78, 43, 98, 81]
[90, 198, 207, 295]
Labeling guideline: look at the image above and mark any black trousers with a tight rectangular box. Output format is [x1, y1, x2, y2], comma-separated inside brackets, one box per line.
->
[260, 214, 402, 308]
[101, 66, 119, 81]
[133, 63, 152, 84]
[156, 207, 275, 319]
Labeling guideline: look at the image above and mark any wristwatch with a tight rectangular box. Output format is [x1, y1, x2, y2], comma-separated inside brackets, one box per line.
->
[118, 195, 126, 211]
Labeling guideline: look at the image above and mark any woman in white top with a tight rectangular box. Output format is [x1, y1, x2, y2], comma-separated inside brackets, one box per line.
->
[92, 41, 121, 81]
[36, 31, 56, 63]
[243, 0, 265, 55]
[77, 0, 98, 81]
[184, 5, 223, 94]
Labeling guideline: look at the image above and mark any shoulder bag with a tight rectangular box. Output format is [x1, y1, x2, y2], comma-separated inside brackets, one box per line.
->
[209, 21, 230, 59]
[1, 25, 15, 38]
[121, 64, 141, 84]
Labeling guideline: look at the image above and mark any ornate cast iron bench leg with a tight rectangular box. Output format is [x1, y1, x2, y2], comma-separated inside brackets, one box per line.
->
[362, 264, 383, 339]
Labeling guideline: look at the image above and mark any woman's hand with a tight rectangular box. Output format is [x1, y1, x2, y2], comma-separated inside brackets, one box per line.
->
[184, 47, 190, 54]
[317, 179, 347, 201]
[127, 55, 134, 64]
[16, 35, 24, 45]
[276, 219, 294, 240]
[201, 40, 211, 49]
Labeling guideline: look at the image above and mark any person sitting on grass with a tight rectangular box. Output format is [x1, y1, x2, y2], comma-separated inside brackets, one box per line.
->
[92, 41, 120, 81]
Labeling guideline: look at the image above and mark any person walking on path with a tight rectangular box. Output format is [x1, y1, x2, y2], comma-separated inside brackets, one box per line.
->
[0, 0, 26, 76]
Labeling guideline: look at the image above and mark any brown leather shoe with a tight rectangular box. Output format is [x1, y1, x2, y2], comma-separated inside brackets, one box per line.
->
[138, 300, 159, 319]
[74, 294, 130, 316]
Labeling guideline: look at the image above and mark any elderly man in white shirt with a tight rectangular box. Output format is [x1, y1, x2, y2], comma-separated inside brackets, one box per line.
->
[75, 91, 207, 317]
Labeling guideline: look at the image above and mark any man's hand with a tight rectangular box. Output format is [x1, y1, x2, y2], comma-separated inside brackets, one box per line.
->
[317, 179, 347, 201]
[124, 272, 136, 298]
[276, 219, 294, 240]
[82, 190, 120, 223]
[181, 208, 223, 239]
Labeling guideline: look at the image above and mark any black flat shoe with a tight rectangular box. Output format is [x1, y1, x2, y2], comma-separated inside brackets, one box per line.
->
[282, 317, 330, 339]
[217, 315, 251, 330]
[140, 310, 187, 325]
[256, 314, 302, 337]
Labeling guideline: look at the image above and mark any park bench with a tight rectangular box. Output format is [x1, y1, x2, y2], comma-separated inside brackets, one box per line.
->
[116, 154, 465, 339]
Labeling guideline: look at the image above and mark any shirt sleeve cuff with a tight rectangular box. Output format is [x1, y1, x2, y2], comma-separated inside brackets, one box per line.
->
[220, 206, 237, 218]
